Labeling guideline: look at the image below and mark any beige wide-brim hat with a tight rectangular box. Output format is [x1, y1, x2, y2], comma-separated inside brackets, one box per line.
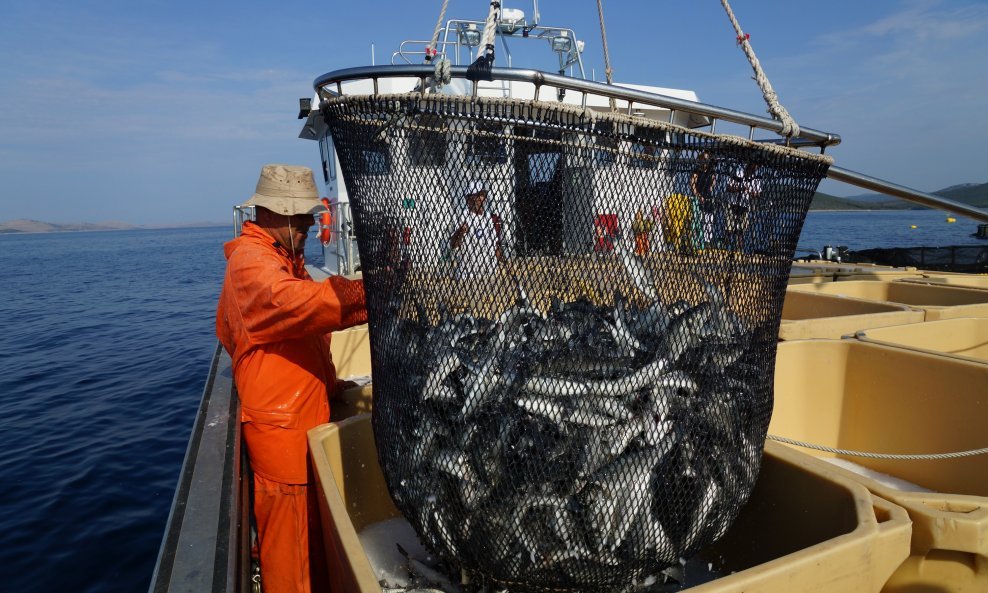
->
[240, 163, 325, 215]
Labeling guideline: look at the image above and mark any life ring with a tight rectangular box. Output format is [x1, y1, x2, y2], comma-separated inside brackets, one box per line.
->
[319, 198, 333, 244]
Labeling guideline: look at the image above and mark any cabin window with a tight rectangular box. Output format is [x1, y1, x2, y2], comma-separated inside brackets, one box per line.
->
[468, 122, 508, 165]
[360, 148, 391, 176]
[408, 114, 447, 168]
[319, 134, 337, 184]
[629, 127, 665, 169]
[594, 121, 618, 166]
[528, 152, 560, 184]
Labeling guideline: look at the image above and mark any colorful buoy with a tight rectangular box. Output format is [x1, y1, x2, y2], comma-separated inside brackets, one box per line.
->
[946, 217, 956, 223]
[910, 225, 918, 229]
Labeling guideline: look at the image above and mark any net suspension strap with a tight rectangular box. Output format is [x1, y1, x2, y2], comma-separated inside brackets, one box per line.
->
[480, 0, 500, 62]
[426, 0, 452, 85]
[720, 0, 800, 138]
[595, 0, 617, 112]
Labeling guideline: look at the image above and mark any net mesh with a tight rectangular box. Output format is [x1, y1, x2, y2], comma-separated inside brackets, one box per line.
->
[320, 93, 830, 591]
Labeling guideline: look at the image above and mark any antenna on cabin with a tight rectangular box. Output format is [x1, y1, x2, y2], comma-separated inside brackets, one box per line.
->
[371, 42, 375, 66]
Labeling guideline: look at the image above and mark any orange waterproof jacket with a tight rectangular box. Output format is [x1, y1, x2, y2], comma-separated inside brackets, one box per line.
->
[216, 221, 367, 483]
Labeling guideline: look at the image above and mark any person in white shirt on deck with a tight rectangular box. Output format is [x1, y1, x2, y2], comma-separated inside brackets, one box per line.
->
[450, 181, 505, 278]
[726, 161, 762, 250]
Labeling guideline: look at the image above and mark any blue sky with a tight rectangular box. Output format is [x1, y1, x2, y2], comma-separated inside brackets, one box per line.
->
[1, 0, 986, 224]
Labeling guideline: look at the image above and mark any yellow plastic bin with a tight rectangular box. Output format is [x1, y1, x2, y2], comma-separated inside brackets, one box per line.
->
[771, 339, 988, 591]
[309, 414, 911, 593]
[330, 324, 372, 379]
[327, 324, 374, 422]
[788, 280, 988, 321]
[855, 318, 988, 366]
[329, 384, 373, 423]
[900, 274, 988, 291]
[780, 290, 924, 340]
[837, 270, 925, 282]
[788, 266, 835, 286]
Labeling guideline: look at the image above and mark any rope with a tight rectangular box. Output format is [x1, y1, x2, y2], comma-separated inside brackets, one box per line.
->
[767, 434, 988, 460]
[595, 0, 616, 112]
[435, 59, 452, 86]
[719, 0, 799, 138]
[466, 0, 500, 81]
[425, 0, 450, 62]
[480, 0, 500, 56]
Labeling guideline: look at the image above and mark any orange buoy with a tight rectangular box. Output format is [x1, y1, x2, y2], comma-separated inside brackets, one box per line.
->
[319, 198, 333, 244]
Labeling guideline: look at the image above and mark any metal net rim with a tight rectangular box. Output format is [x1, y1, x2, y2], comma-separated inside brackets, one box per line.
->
[320, 91, 834, 166]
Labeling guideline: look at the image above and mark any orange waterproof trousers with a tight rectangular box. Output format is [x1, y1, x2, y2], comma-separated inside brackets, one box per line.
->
[253, 474, 328, 593]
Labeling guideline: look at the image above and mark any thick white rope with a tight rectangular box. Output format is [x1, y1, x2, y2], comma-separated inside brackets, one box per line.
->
[595, 0, 616, 112]
[767, 434, 988, 460]
[426, 0, 451, 85]
[480, 0, 501, 58]
[720, 0, 799, 138]
[435, 59, 452, 86]
[426, 0, 450, 60]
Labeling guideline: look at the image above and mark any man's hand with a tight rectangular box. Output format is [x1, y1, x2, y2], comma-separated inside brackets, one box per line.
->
[450, 222, 468, 249]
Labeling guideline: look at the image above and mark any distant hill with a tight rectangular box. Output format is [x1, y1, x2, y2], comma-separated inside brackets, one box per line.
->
[809, 192, 873, 210]
[0, 219, 140, 233]
[937, 182, 988, 208]
[0, 219, 226, 233]
[838, 182, 988, 209]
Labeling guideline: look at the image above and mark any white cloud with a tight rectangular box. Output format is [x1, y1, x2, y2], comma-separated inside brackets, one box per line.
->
[860, 2, 988, 40]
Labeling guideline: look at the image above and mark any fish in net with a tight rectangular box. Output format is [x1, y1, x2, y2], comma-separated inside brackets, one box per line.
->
[320, 93, 831, 591]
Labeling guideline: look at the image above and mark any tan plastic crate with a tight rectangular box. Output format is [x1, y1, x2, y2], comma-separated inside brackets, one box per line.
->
[837, 271, 925, 282]
[309, 414, 910, 593]
[856, 318, 988, 366]
[787, 266, 835, 286]
[900, 274, 988, 291]
[771, 339, 988, 591]
[780, 290, 924, 340]
[787, 280, 988, 320]
[329, 384, 373, 423]
[330, 324, 372, 379]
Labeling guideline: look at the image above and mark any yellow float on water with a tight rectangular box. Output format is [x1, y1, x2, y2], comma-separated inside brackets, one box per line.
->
[946, 217, 956, 223]
[910, 225, 918, 229]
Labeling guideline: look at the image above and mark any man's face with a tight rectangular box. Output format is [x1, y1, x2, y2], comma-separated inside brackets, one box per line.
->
[467, 192, 486, 214]
[272, 213, 315, 253]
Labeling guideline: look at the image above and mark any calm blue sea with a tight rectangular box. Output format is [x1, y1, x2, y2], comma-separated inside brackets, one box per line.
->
[0, 211, 982, 593]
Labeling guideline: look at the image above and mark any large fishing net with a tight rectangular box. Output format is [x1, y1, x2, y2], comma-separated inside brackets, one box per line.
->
[320, 93, 830, 591]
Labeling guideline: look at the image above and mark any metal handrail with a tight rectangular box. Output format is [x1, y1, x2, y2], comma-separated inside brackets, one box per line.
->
[312, 65, 988, 222]
[392, 38, 457, 65]
[313, 64, 842, 147]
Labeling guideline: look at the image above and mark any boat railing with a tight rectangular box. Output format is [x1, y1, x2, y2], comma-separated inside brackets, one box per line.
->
[391, 40, 454, 65]
[314, 64, 841, 149]
[232, 204, 359, 275]
[148, 344, 251, 593]
[233, 205, 253, 237]
[321, 200, 359, 276]
[313, 64, 988, 223]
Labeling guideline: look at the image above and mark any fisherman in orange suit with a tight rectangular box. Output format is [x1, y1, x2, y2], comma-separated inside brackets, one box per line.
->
[216, 164, 367, 593]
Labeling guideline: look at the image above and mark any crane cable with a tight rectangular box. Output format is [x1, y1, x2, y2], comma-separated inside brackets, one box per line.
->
[720, 0, 800, 138]
[595, 0, 616, 112]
